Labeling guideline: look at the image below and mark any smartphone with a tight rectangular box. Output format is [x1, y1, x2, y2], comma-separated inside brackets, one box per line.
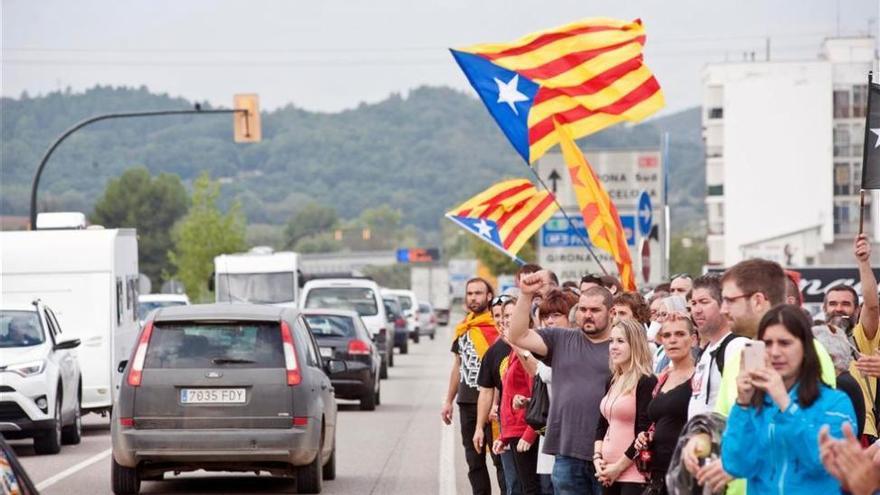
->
[742, 341, 766, 372]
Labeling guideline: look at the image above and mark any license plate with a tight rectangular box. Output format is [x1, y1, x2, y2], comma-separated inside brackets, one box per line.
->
[180, 388, 246, 404]
[319, 347, 333, 358]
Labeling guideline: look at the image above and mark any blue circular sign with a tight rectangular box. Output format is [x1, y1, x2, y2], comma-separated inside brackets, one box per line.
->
[637, 191, 652, 236]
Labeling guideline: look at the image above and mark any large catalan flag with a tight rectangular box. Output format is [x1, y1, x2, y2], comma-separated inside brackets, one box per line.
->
[451, 17, 664, 164]
[555, 120, 636, 290]
[446, 179, 558, 260]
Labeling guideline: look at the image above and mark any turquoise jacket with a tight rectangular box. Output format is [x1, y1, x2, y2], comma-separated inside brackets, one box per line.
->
[721, 383, 854, 495]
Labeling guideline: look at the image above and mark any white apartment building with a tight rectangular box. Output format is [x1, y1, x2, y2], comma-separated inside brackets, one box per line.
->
[703, 37, 878, 267]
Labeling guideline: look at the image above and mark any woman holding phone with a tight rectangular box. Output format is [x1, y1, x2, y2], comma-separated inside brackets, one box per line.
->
[721, 305, 856, 494]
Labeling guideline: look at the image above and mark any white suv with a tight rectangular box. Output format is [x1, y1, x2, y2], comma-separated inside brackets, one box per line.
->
[0, 301, 83, 454]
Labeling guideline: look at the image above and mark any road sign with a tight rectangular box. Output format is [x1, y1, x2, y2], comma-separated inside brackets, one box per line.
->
[637, 190, 652, 236]
[233, 94, 262, 143]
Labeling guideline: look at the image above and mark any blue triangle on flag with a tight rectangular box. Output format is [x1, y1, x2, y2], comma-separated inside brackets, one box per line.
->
[450, 49, 539, 163]
[449, 215, 505, 248]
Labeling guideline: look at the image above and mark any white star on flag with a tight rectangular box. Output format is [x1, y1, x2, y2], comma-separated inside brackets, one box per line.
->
[872, 128, 880, 149]
[475, 219, 493, 238]
[494, 74, 529, 115]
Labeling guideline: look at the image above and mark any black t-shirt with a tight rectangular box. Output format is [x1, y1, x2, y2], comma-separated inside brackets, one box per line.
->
[647, 376, 692, 475]
[451, 334, 483, 404]
[477, 340, 512, 396]
[838, 371, 866, 436]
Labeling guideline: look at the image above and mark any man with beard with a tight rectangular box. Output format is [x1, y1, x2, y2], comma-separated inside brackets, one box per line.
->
[509, 270, 612, 495]
[824, 234, 880, 442]
[687, 273, 748, 418]
[442, 277, 502, 495]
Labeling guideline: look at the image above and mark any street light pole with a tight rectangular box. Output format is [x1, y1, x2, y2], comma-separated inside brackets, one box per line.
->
[29, 106, 249, 229]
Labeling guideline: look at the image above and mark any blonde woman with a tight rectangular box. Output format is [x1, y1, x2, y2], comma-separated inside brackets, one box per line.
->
[593, 318, 658, 495]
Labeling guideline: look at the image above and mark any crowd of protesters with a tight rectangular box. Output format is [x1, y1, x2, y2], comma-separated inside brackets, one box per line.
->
[443, 234, 880, 495]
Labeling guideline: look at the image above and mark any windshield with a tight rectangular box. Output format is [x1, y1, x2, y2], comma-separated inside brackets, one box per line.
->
[305, 287, 378, 316]
[304, 315, 357, 337]
[144, 322, 284, 369]
[0, 311, 45, 348]
[216, 273, 296, 304]
[397, 295, 413, 311]
[138, 300, 187, 321]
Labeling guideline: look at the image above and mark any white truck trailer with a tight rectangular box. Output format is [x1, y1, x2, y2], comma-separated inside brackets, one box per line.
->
[214, 247, 300, 307]
[1, 228, 140, 414]
[410, 265, 451, 326]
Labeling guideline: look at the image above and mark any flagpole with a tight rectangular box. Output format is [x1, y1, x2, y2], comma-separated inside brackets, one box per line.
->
[860, 70, 874, 235]
[524, 165, 610, 275]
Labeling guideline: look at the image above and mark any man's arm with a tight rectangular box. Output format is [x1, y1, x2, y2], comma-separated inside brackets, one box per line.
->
[441, 354, 460, 425]
[473, 387, 493, 452]
[856, 234, 879, 340]
[509, 271, 550, 356]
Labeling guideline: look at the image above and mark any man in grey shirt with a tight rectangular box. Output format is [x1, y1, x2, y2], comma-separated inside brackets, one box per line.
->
[509, 270, 612, 495]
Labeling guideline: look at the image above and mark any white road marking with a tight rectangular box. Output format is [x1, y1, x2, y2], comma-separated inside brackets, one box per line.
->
[438, 410, 456, 495]
[35, 447, 112, 491]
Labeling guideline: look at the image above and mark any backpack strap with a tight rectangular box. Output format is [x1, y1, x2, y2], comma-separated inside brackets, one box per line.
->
[712, 333, 743, 375]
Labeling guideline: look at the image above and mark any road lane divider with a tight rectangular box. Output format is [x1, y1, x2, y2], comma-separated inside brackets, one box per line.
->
[35, 447, 112, 491]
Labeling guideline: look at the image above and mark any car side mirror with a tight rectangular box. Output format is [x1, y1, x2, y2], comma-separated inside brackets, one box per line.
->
[54, 339, 81, 351]
[117, 360, 129, 373]
[325, 359, 347, 375]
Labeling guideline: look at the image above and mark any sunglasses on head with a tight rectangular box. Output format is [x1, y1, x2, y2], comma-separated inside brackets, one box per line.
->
[491, 294, 513, 306]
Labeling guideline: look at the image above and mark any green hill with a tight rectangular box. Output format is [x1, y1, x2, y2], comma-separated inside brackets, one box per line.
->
[1, 86, 705, 235]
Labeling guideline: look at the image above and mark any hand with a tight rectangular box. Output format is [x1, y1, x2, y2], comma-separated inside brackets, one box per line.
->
[593, 458, 608, 483]
[735, 358, 755, 406]
[516, 437, 533, 453]
[634, 431, 650, 451]
[749, 367, 790, 411]
[599, 460, 626, 485]
[491, 439, 505, 455]
[819, 424, 844, 483]
[695, 459, 732, 492]
[520, 270, 551, 297]
[441, 401, 453, 425]
[682, 434, 713, 475]
[855, 234, 872, 264]
[834, 422, 880, 495]
[855, 354, 880, 378]
[473, 427, 485, 453]
[489, 404, 499, 421]
[512, 394, 529, 410]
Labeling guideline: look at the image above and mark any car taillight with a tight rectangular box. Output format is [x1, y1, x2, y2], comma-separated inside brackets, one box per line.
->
[347, 339, 370, 355]
[127, 321, 154, 387]
[119, 417, 135, 427]
[280, 321, 302, 386]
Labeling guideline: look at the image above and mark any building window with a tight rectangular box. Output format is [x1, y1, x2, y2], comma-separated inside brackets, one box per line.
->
[835, 198, 872, 236]
[853, 85, 868, 118]
[834, 89, 850, 118]
[708, 107, 723, 119]
[834, 124, 851, 157]
[707, 184, 724, 196]
[834, 163, 851, 196]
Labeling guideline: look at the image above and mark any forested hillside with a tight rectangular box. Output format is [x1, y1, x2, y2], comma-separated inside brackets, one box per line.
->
[1, 86, 705, 235]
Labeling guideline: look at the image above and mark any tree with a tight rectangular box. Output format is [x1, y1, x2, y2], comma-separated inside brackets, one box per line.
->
[169, 172, 246, 302]
[90, 166, 189, 287]
[284, 202, 338, 248]
[470, 236, 537, 277]
[669, 235, 708, 278]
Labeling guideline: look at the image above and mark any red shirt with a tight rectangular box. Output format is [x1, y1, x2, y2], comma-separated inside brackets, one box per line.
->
[500, 351, 538, 444]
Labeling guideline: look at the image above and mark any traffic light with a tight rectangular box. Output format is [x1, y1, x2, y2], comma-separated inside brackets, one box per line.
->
[233, 94, 261, 143]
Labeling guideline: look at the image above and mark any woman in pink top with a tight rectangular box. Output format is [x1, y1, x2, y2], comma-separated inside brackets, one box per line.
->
[593, 317, 657, 495]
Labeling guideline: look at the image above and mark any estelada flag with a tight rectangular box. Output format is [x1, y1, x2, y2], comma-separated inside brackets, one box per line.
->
[451, 17, 664, 164]
[446, 178, 558, 260]
[861, 81, 880, 189]
[555, 119, 636, 290]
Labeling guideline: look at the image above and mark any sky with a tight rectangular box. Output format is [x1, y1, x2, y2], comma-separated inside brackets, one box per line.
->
[2, 0, 877, 115]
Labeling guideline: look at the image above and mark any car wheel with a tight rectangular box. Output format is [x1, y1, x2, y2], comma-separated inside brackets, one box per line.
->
[34, 394, 62, 455]
[62, 387, 82, 445]
[429, 330, 435, 341]
[412, 331, 420, 344]
[296, 440, 324, 493]
[111, 457, 141, 494]
[400, 338, 408, 355]
[388, 348, 395, 366]
[379, 357, 388, 379]
[359, 379, 376, 411]
[322, 439, 336, 481]
[375, 375, 381, 405]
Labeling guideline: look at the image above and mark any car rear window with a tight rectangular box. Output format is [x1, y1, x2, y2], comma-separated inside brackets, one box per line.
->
[397, 296, 413, 311]
[419, 304, 431, 313]
[304, 287, 378, 316]
[144, 322, 284, 369]
[303, 315, 356, 337]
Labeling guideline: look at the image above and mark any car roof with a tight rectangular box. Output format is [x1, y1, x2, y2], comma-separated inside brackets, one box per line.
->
[304, 278, 379, 289]
[300, 308, 360, 319]
[1, 303, 39, 312]
[151, 303, 294, 322]
[139, 293, 189, 303]
[383, 289, 415, 296]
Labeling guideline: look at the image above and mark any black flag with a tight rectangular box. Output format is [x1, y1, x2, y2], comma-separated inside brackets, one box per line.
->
[861, 80, 880, 189]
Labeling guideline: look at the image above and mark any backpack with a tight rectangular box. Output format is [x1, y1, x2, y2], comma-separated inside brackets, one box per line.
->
[712, 333, 746, 374]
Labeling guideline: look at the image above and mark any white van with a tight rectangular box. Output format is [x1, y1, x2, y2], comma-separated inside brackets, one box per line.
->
[214, 247, 300, 307]
[1, 228, 139, 414]
[381, 289, 421, 343]
[300, 278, 394, 377]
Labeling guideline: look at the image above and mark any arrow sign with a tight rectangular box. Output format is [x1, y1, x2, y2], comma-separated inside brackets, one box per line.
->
[547, 169, 561, 194]
[637, 190, 653, 236]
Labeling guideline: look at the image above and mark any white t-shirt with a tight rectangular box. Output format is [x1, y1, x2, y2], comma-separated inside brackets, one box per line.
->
[688, 332, 748, 419]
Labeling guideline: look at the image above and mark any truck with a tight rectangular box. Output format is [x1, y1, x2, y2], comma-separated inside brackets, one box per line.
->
[1, 227, 140, 415]
[214, 247, 300, 307]
[410, 265, 451, 326]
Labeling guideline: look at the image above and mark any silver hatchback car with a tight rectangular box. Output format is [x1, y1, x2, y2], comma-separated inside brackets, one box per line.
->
[111, 304, 339, 494]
